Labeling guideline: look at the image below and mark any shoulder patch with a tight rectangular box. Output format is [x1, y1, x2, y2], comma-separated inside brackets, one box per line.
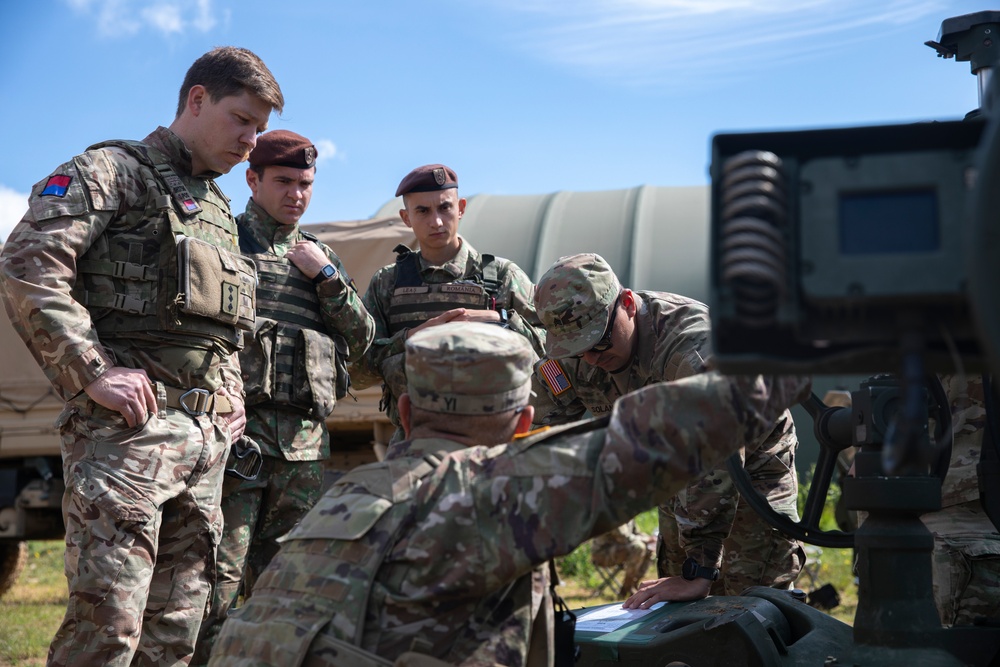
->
[40, 175, 72, 197]
[29, 161, 91, 222]
[538, 358, 571, 396]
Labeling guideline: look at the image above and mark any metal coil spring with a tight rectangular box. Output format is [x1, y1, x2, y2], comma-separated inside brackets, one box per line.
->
[719, 150, 789, 328]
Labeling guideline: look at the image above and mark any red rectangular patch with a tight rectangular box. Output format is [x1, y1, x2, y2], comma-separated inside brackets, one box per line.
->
[40, 175, 72, 197]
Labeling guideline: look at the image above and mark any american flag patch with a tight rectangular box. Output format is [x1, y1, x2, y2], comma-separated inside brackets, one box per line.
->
[40, 174, 72, 197]
[539, 358, 571, 396]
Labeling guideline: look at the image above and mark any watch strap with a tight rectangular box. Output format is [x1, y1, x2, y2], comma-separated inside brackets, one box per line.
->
[682, 557, 720, 581]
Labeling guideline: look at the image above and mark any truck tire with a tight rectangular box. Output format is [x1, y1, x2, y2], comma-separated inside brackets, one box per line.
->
[0, 540, 29, 598]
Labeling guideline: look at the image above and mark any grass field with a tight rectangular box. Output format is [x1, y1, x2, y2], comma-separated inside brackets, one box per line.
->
[0, 541, 66, 667]
[0, 486, 858, 665]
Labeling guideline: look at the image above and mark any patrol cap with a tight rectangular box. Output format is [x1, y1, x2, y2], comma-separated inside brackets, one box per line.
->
[395, 164, 458, 197]
[405, 322, 533, 414]
[534, 253, 622, 359]
[249, 130, 317, 169]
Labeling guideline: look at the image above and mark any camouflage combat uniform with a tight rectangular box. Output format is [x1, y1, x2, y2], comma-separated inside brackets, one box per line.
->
[352, 238, 546, 441]
[923, 374, 1000, 625]
[192, 199, 375, 664]
[533, 291, 804, 595]
[208, 322, 810, 667]
[589, 521, 654, 597]
[0, 127, 250, 667]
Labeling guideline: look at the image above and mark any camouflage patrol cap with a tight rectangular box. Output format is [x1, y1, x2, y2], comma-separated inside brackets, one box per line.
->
[395, 164, 458, 197]
[249, 130, 317, 169]
[534, 253, 621, 359]
[405, 322, 533, 414]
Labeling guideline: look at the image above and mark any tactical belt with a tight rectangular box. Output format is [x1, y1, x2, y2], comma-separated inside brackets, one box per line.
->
[163, 385, 234, 416]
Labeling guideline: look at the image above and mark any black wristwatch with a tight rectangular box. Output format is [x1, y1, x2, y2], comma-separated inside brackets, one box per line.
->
[681, 557, 720, 582]
[313, 264, 338, 285]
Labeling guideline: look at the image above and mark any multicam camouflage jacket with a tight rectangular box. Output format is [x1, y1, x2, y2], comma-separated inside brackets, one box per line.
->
[236, 199, 374, 460]
[352, 238, 545, 427]
[939, 373, 990, 507]
[532, 290, 800, 569]
[0, 127, 245, 401]
[208, 372, 811, 667]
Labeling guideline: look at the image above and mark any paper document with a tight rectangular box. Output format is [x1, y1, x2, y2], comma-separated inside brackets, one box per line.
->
[574, 601, 667, 633]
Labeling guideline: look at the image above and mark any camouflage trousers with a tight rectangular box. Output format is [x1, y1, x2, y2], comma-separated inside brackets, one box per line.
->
[922, 500, 1000, 626]
[193, 455, 323, 665]
[49, 398, 229, 667]
[657, 499, 804, 596]
[590, 521, 654, 597]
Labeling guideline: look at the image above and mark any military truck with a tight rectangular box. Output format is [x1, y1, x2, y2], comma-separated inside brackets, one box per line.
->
[0, 184, 719, 596]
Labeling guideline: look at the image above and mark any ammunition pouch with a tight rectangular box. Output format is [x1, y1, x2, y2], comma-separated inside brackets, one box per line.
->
[176, 235, 257, 331]
[333, 334, 351, 400]
[292, 327, 340, 418]
[241, 317, 344, 419]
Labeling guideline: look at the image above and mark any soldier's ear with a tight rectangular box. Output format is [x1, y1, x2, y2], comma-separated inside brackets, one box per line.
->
[246, 168, 259, 193]
[514, 405, 534, 436]
[621, 289, 637, 316]
[186, 85, 207, 117]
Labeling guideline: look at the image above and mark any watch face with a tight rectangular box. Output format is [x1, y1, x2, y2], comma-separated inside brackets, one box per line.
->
[314, 264, 337, 284]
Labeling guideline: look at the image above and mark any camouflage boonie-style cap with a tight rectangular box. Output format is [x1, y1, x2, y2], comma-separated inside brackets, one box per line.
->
[534, 253, 621, 359]
[405, 322, 533, 414]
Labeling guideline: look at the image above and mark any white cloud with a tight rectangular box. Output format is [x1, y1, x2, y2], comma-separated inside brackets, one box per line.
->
[65, 0, 219, 38]
[194, 0, 218, 32]
[140, 4, 184, 35]
[0, 186, 29, 245]
[488, 0, 953, 88]
[314, 139, 339, 164]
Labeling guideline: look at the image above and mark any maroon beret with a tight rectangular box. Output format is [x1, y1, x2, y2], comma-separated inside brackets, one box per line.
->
[249, 130, 317, 169]
[395, 164, 458, 197]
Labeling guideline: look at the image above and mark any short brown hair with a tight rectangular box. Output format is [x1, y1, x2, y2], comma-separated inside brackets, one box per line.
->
[176, 46, 284, 118]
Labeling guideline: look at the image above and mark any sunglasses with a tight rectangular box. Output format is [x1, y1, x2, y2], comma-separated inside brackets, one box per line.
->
[574, 295, 620, 358]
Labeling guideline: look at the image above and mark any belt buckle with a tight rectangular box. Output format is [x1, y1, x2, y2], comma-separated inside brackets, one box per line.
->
[178, 387, 212, 416]
[226, 436, 263, 481]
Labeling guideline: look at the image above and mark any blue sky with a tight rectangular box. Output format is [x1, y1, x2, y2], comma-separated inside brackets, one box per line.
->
[0, 0, 986, 241]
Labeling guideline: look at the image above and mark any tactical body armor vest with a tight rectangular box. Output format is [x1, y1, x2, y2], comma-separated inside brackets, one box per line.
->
[385, 245, 505, 335]
[74, 140, 256, 352]
[238, 227, 347, 420]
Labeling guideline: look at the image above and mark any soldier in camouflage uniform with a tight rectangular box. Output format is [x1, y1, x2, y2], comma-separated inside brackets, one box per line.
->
[0, 48, 283, 667]
[349, 164, 546, 443]
[921, 375, 999, 625]
[835, 375, 1000, 626]
[589, 521, 655, 597]
[192, 131, 375, 664]
[208, 322, 810, 667]
[530, 253, 804, 605]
